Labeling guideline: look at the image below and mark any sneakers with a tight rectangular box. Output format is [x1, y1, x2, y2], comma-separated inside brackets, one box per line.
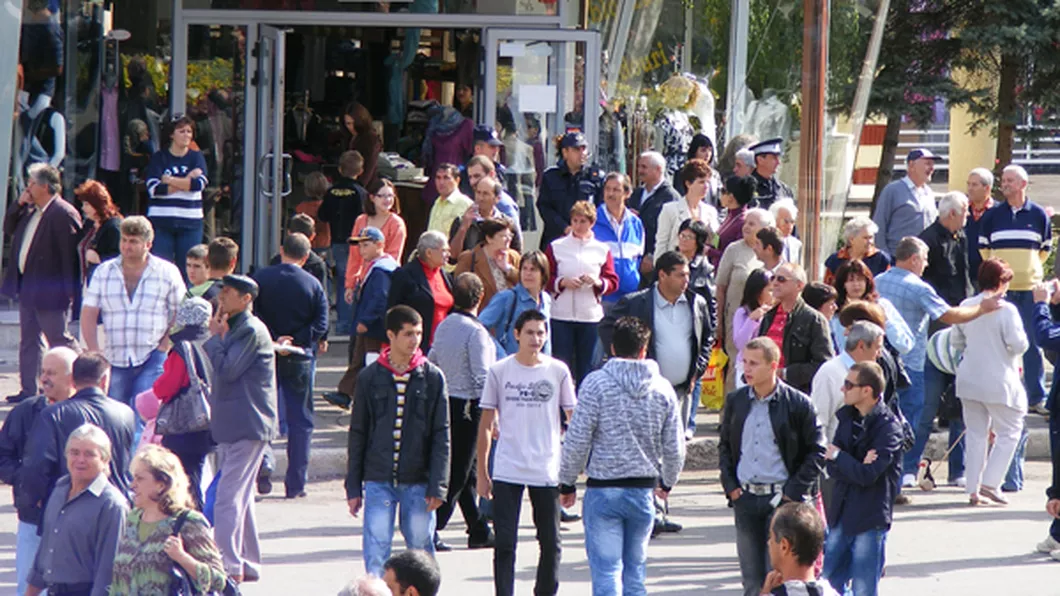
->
[901, 473, 917, 488]
[560, 510, 582, 523]
[1030, 403, 1050, 417]
[1036, 536, 1060, 554]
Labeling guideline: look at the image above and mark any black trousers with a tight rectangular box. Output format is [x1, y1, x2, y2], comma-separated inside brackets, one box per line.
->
[733, 493, 777, 596]
[492, 481, 561, 596]
[436, 397, 489, 537]
[162, 434, 211, 511]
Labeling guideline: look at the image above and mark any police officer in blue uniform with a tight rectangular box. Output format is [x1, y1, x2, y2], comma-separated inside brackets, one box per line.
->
[748, 137, 794, 211]
[536, 131, 605, 249]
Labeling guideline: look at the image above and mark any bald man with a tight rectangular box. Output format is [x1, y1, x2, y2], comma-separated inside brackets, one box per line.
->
[0, 346, 78, 596]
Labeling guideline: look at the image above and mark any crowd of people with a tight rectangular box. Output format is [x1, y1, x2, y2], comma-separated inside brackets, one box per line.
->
[3, 113, 1060, 596]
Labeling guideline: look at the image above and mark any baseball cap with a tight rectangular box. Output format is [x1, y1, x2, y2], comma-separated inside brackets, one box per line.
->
[473, 125, 504, 147]
[906, 148, 941, 162]
[348, 226, 386, 244]
[560, 131, 588, 149]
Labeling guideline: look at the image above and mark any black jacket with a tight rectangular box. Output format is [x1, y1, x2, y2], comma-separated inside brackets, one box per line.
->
[827, 400, 904, 534]
[387, 258, 454, 351]
[345, 358, 450, 500]
[0, 395, 49, 523]
[598, 284, 715, 391]
[18, 387, 136, 525]
[627, 182, 679, 257]
[536, 161, 605, 249]
[718, 381, 825, 503]
[758, 297, 835, 393]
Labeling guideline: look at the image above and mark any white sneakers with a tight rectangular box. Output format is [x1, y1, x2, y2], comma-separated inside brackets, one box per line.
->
[901, 473, 917, 488]
[1035, 536, 1060, 561]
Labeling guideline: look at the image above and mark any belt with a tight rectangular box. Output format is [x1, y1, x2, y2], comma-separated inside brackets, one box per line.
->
[47, 583, 93, 595]
[742, 482, 781, 496]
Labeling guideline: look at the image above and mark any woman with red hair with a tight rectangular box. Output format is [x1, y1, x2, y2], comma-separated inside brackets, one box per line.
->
[75, 180, 123, 283]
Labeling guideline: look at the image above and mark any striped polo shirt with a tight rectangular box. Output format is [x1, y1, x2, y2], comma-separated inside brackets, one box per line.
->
[977, 199, 1052, 291]
[145, 148, 209, 225]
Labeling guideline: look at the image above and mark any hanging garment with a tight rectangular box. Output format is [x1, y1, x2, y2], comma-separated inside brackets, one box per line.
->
[99, 85, 121, 172]
[596, 109, 626, 174]
[653, 109, 694, 179]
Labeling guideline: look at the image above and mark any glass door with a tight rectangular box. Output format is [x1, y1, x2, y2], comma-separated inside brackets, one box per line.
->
[483, 28, 601, 237]
[251, 24, 290, 270]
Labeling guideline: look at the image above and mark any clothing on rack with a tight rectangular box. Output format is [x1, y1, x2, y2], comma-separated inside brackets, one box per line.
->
[653, 109, 694, 179]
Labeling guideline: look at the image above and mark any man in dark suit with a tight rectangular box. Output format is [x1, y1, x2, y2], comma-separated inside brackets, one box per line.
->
[626, 151, 679, 287]
[387, 230, 454, 352]
[2, 163, 82, 403]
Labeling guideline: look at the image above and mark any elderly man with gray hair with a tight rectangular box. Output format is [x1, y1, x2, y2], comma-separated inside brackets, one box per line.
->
[26, 423, 129, 596]
[965, 167, 996, 279]
[387, 230, 454, 352]
[2, 162, 82, 404]
[628, 151, 680, 277]
[733, 148, 755, 178]
[875, 236, 1002, 503]
[337, 575, 391, 596]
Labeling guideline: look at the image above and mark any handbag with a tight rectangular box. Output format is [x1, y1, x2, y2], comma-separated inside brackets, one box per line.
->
[157, 344, 212, 435]
[168, 510, 242, 596]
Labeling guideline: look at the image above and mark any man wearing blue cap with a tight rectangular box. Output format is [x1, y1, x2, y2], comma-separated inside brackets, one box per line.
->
[872, 148, 940, 257]
[537, 131, 605, 249]
[460, 125, 513, 200]
[748, 137, 794, 211]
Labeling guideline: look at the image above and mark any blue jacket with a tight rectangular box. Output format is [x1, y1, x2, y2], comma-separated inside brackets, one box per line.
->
[252, 263, 329, 357]
[826, 400, 904, 534]
[478, 284, 552, 359]
[592, 204, 644, 303]
[0, 396, 49, 523]
[1031, 301, 1060, 499]
[354, 255, 399, 342]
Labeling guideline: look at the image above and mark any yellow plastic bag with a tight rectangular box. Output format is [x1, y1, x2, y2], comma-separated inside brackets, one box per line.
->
[700, 347, 728, 410]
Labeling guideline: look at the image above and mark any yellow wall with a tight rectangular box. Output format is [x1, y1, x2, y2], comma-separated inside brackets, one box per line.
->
[948, 67, 998, 191]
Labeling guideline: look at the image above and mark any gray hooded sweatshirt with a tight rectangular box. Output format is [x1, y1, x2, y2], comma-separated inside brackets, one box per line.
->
[559, 358, 686, 491]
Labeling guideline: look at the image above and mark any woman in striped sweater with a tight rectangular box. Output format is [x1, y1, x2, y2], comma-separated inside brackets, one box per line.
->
[145, 115, 209, 268]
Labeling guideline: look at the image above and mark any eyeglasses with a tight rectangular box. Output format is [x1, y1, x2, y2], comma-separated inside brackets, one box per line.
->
[842, 380, 867, 391]
[775, 275, 790, 284]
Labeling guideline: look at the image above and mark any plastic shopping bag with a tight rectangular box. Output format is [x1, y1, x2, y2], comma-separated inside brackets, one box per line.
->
[700, 347, 728, 410]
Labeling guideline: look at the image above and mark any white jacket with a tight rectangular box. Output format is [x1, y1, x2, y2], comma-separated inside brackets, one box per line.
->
[951, 293, 1029, 409]
[547, 234, 616, 323]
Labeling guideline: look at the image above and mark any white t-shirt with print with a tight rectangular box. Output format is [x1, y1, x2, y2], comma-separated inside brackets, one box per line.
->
[480, 354, 577, 487]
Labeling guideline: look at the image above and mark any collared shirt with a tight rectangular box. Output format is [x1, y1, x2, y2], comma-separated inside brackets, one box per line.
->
[18, 196, 57, 273]
[737, 385, 790, 485]
[874, 267, 949, 372]
[978, 198, 1052, 291]
[82, 255, 186, 367]
[29, 473, 128, 595]
[642, 180, 663, 202]
[653, 286, 693, 386]
[427, 191, 473, 236]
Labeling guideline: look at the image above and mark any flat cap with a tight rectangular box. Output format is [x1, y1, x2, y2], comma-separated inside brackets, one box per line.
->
[222, 274, 259, 299]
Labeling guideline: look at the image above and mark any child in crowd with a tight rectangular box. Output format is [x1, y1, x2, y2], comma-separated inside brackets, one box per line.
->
[185, 244, 212, 298]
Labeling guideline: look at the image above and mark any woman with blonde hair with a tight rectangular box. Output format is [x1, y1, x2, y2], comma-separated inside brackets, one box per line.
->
[110, 444, 228, 594]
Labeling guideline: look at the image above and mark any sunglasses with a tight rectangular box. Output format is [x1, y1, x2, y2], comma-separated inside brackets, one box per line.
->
[842, 380, 866, 390]
[775, 275, 790, 284]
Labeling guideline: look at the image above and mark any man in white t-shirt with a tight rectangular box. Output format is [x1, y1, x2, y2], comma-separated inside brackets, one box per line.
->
[477, 309, 576, 596]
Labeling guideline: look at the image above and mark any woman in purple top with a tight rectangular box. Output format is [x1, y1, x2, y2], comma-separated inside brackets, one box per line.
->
[731, 268, 774, 387]
[709, 175, 756, 268]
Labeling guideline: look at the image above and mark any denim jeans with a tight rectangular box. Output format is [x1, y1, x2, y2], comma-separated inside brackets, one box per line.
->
[908, 360, 965, 480]
[362, 482, 435, 577]
[1010, 290, 1046, 407]
[1003, 425, 1029, 491]
[16, 520, 41, 596]
[899, 368, 926, 474]
[109, 348, 167, 441]
[277, 355, 315, 496]
[583, 487, 654, 596]
[332, 243, 352, 334]
[733, 492, 776, 596]
[150, 219, 204, 273]
[551, 320, 599, 388]
[821, 524, 888, 596]
[492, 481, 561, 596]
[688, 383, 700, 434]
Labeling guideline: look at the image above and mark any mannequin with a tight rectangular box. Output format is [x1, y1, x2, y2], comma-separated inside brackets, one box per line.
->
[653, 74, 696, 178]
[18, 94, 66, 181]
[688, 77, 718, 147]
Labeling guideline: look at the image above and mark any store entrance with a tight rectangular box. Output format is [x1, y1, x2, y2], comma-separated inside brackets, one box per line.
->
[177, 19, 599, 270]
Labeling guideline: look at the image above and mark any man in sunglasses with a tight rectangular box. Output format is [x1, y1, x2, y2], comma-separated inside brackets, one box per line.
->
[757, 263, 835, 394]
[820, 361, 904, 596]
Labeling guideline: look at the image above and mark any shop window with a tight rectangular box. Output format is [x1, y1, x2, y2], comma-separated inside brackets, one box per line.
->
[184, 0, 555, 17]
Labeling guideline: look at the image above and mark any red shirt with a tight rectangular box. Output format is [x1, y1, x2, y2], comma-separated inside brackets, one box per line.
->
[424, 263, 453, 343]
[764, 304, 788, 368]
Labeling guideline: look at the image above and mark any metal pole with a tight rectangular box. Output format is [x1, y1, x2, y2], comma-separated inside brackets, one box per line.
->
[797, 0, 829, 280]
[724, 0, 749, 143]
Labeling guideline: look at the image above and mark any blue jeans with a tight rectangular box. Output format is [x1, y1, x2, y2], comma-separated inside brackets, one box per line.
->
[583, 487, 654, 596]
[899, 369, 926, 474]
[1003, 425, 1029, 491]
[277, 355, 315, 496]
[909, 360, 965, 481]
[689, 383, 700, 434]
[821, 524, 888, 596]
[362, 482, 435, 577]
[16, 520, 41, 596]
[1010, 290, 1046, 407]
[109, 349, 167, 442]
[332, 243, 352, 334]
[551, 320, 599, 388]
[150, 219, 204, 273]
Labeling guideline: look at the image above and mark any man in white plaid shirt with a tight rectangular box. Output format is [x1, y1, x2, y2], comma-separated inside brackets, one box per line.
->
[80, 216, 185, 435]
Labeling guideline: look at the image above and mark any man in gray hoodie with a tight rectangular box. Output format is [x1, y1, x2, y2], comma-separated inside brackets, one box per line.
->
[559, 316, 686, 594]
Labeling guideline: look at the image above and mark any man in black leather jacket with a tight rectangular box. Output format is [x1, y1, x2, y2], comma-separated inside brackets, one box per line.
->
[757, 263, 835, 393]
[718, 336, 825, 596]
[18, 353, 136, 520]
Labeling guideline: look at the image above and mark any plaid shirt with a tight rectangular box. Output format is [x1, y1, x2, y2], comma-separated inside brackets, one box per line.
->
[83, 255, 186, 367]
[874, 267, 949, 372]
